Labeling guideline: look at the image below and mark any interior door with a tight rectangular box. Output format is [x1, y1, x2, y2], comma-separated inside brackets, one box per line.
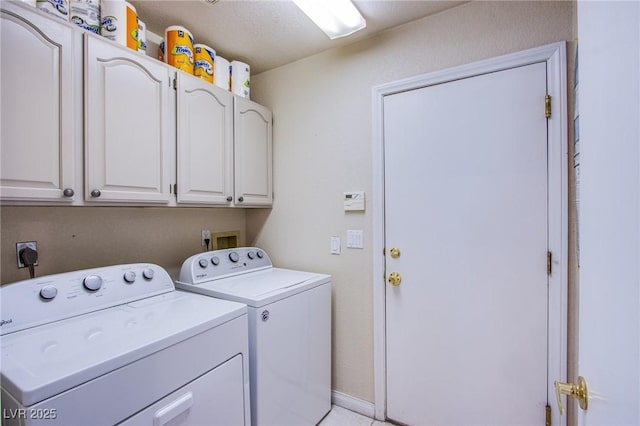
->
[570, 1, 640, 424]
[384, 62, 550, 425]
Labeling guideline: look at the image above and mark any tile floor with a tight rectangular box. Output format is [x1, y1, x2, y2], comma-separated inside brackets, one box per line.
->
[318, 405, 396, 426]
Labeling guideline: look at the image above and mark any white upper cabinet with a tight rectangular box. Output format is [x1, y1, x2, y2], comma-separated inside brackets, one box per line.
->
[234, 97, 273, 207]
[0, 2, 82, 203]
[1, 5, 273, 208]
[84, 34, 174, 204]
[176, 73, 234, 205]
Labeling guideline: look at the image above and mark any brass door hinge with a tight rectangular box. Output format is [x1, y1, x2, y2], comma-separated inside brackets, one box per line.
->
[547, 251, 552, 275]
[545, 94, 552, 118]
[546, 404, 552, 426]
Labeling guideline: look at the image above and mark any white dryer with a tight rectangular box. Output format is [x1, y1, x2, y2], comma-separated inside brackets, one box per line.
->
[176, 247, 331, 426]
[0, 263, 251, 426]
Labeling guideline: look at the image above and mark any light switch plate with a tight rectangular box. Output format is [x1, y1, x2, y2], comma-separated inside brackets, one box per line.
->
[331, 236, 341, 255]
[346, 230, 364, 249]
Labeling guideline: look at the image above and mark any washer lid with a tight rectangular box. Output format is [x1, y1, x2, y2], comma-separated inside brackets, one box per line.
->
[176, 268, 331, 307]
[0, 291, 246, 407]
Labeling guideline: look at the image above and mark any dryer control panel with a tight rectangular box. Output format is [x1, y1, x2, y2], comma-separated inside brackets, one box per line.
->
[0, 263, 174, 335]
[177, 247, 272, 285]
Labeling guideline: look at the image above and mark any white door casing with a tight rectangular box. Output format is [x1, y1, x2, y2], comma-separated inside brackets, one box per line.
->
[372, 43, 568, 423]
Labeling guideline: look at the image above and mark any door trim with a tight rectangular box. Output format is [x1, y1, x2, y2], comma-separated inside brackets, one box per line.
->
[371, 42, 568, 422]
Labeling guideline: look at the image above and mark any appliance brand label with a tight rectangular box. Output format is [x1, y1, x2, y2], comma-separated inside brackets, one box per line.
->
[0, 319, 13, 327]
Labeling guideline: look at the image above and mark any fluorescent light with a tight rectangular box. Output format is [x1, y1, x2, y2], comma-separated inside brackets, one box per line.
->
[292, 0, 366, 40]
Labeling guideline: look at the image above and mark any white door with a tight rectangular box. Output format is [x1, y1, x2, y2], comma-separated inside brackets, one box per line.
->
[570, 1, 640, 424]
[176, 72, 234, 205]
[384, 62, 553, 425]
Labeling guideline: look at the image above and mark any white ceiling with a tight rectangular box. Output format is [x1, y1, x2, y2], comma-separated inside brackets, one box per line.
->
[130, 0, 467, 74]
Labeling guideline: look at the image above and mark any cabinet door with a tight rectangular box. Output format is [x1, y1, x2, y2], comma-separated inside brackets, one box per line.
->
[85, 35, 173, 204]
[176, 73, 234, 205]
[234, 97, 273, 207]
[0, 3, 82, 203]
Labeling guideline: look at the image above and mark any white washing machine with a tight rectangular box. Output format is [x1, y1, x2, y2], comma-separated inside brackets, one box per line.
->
[176, 247, 331, 426]
[0, 263, 251, 426]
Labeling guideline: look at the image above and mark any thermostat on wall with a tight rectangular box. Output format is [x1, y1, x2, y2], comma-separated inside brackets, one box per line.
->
[344, 191, 365, 211]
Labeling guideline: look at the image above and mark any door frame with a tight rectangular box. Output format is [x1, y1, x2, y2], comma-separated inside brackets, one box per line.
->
[371, 42, 568, 422]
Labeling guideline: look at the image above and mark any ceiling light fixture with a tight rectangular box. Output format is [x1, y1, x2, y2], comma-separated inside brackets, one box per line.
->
[292, 0, 366, 40]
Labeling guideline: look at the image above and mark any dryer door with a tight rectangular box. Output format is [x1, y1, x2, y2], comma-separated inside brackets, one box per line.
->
[120, 354, 247, 426]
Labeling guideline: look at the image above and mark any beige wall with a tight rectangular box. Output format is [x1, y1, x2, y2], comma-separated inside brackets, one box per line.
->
[247, 1, 574, 403]
[1, 207, 245, 283]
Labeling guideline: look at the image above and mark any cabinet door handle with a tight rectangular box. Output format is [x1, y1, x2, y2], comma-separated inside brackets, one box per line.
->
[63, 188, 75, 197]
[90, 189, 101, 198]
[226, 196, 233, 202]
[238, 196, 244, 203]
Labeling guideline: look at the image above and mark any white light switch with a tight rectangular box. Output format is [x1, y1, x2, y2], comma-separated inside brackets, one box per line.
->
[331, 236, 341, 255]
[347, 230, 364, 249]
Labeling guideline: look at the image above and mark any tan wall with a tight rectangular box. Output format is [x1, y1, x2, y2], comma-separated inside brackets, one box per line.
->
[1, 207, 245, 283]
[247, 1, 574, 403]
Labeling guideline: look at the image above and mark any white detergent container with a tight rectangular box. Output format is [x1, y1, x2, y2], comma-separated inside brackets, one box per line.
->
[176, 247, 332, 426]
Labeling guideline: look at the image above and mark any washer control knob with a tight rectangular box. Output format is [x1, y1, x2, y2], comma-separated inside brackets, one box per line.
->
[211, 256, 220, 266]
[142, 268, 154, 280]
[123, 271, 136, 283]
[40, 285, 58, 300]
[83, 275, 103, 291]
[247, 251, 255, 260]
[228, 252, 239, 263]
[199, 259, 209, 268]
[256, 250, 264, 259]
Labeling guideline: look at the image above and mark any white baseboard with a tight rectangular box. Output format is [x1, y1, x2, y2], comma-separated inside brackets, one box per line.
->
[331, 390, 376, 419]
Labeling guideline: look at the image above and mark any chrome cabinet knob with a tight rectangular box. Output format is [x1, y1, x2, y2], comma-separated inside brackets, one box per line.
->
[227, 196, 233, 202]
[63, 188, 75, 197]
[90, 189, 101, 198]
[238, 196, 244, 203]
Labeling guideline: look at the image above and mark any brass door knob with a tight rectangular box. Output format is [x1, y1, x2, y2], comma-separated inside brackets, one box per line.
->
[388, 272, 401, 286]
[390, 247, 401, 259]
[554, 376, 588, 415]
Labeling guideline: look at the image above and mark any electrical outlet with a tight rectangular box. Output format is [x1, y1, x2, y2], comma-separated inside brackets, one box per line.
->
[201, 230, 211, 247]
[16, 241, 38, 268]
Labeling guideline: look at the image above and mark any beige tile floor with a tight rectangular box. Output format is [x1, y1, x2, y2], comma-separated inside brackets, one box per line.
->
[318, 405, 396, 426]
